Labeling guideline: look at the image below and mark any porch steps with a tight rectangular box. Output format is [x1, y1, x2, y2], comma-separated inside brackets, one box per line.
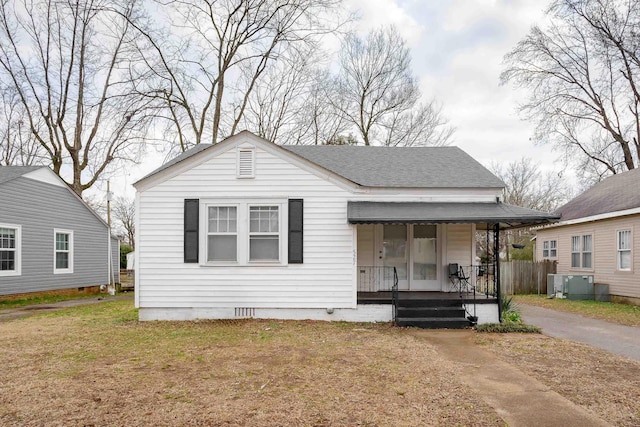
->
[396, 298, 472, 329]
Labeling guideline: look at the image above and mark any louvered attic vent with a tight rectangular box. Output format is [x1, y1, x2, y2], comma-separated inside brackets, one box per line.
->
[237, 148, 255, 178]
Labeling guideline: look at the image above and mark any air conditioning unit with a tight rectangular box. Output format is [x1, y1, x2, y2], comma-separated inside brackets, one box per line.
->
[547, 274, 594, 300]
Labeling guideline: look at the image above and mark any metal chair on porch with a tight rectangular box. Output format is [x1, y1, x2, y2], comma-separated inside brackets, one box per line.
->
[447, 263, 471, 294]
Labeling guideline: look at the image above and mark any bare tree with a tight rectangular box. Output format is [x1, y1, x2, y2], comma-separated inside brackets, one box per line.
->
[113, 196, 135, 248]
[128, 0, 344, 153]
[486, 157, 572, 260]
[490, 157, 572, 212]
[501, 0, 640, 184]
[239, 49, 350, 145]
[0, 87, 44, 165]
[0, 0, 153, 195]
[335, 26, 453, 147]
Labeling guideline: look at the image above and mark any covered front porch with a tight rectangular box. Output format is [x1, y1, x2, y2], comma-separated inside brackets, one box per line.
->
[349, 201, 559, 327]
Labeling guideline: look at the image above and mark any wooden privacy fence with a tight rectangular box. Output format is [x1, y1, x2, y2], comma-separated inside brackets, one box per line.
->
[500, 260, 557, 295]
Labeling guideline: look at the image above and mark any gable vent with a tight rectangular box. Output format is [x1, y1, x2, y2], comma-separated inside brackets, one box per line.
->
[237, 148, 255, 178]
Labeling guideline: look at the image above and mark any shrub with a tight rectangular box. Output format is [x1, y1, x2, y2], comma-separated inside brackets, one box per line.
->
[476, 323, 541, 333]
[501, 295, 522, 323]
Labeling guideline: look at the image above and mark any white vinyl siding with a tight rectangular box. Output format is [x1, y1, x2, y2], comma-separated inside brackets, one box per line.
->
[54, 229, 73, 274]
[617, 230, 632, 271]
[0, 224, 21, 276]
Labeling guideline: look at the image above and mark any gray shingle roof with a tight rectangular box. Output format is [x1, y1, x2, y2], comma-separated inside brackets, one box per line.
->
[147, 144, 212, 178]
[0, 166, 43, 185]
[283, 145, 504, 188]
[138, 133, 504, 189]
[556, 168, 640, 220]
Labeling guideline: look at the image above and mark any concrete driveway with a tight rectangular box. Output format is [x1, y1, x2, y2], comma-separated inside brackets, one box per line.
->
[0, 293, 133, 322]
[520, 303, 640, 362]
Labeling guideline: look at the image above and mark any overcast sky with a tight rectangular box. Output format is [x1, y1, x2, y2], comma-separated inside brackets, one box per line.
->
[347, 0, 551, 166]
[101, 0, 555, 200]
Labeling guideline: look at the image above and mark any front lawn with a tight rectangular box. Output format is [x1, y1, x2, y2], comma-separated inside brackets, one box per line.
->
[514, 295, 640, 327]
[0, 300, 502, 426]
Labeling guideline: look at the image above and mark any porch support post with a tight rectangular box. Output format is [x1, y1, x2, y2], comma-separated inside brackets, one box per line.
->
[493, 223, 502, 322]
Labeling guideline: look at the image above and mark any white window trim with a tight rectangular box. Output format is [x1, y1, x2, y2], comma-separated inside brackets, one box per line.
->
[570, 233, 593, 271]
[0, 223, 21, 277]
[200, 198, 288, 266]
[53, 229, 74, 274]
[236, 147, 255, 179]
[616, 229, 632, 272]
[542, 239, 557, 259]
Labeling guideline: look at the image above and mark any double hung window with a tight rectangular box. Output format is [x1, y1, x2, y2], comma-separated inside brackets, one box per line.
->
[54, 229, 73, 273]
[571, 234, 592, 269]
[207, 206, 238, 262]
[617, 230, 632, 271]
[542, 240, 557, 259]
[203, 201, 284, 265]
[249, 206, 279, 261]
[0, 225, 20, 276]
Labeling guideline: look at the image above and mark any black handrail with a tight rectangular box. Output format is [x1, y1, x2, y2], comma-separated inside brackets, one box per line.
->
[391, 267, 398, 325]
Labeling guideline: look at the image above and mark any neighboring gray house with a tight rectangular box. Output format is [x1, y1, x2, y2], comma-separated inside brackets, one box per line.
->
[0, 166, 119, 296]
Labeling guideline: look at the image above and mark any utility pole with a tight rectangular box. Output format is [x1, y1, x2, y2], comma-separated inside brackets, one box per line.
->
[107, 180, 115, 295]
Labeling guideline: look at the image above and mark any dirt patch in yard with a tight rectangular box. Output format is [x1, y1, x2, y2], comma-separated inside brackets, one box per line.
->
[0, 302, 503, 426]
[477, 333, 640, 426]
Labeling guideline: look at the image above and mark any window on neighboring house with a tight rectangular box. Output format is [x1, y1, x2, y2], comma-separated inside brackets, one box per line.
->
[0, 225, 20, 276]
[617, 230, 632, 271]
[542, 240, 557, 259]
[54, 230, 73, 273]
[207, 206, 237, 262]
[249, 206, 279, 261]
[571, 234, 592, 269]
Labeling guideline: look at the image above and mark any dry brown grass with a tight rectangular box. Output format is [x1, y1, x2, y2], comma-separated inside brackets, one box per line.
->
[477, 333, 640, 426]
[0, 301, 503, 426]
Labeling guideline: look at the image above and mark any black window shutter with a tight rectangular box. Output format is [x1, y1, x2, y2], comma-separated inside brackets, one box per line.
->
[184, 199, 199, 263]
[288, 199, 303, 264]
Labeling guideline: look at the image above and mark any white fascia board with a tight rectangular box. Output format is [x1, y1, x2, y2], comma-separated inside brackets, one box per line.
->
[537, 207, 640, 230]
[134, 131, 361, 193]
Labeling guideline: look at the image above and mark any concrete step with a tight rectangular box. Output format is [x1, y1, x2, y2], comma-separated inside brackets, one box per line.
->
[397, 317, 472, 329]
[397, 307, 466, 318]
[396, 298, 463, 308]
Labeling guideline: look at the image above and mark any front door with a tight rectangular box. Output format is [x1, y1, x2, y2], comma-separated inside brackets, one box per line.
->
[410, 225, 440, 290]
[380, 224, 439, 291]
[382, 224, 409, 290]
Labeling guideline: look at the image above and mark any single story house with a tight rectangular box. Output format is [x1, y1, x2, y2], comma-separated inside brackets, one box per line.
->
[0, 166, 120, 296]
[134, 131, 558, 326]
[535, 168, 640, 305]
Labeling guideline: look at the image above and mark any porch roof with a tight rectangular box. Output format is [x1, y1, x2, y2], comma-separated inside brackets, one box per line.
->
[347, 201, 560, 229]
